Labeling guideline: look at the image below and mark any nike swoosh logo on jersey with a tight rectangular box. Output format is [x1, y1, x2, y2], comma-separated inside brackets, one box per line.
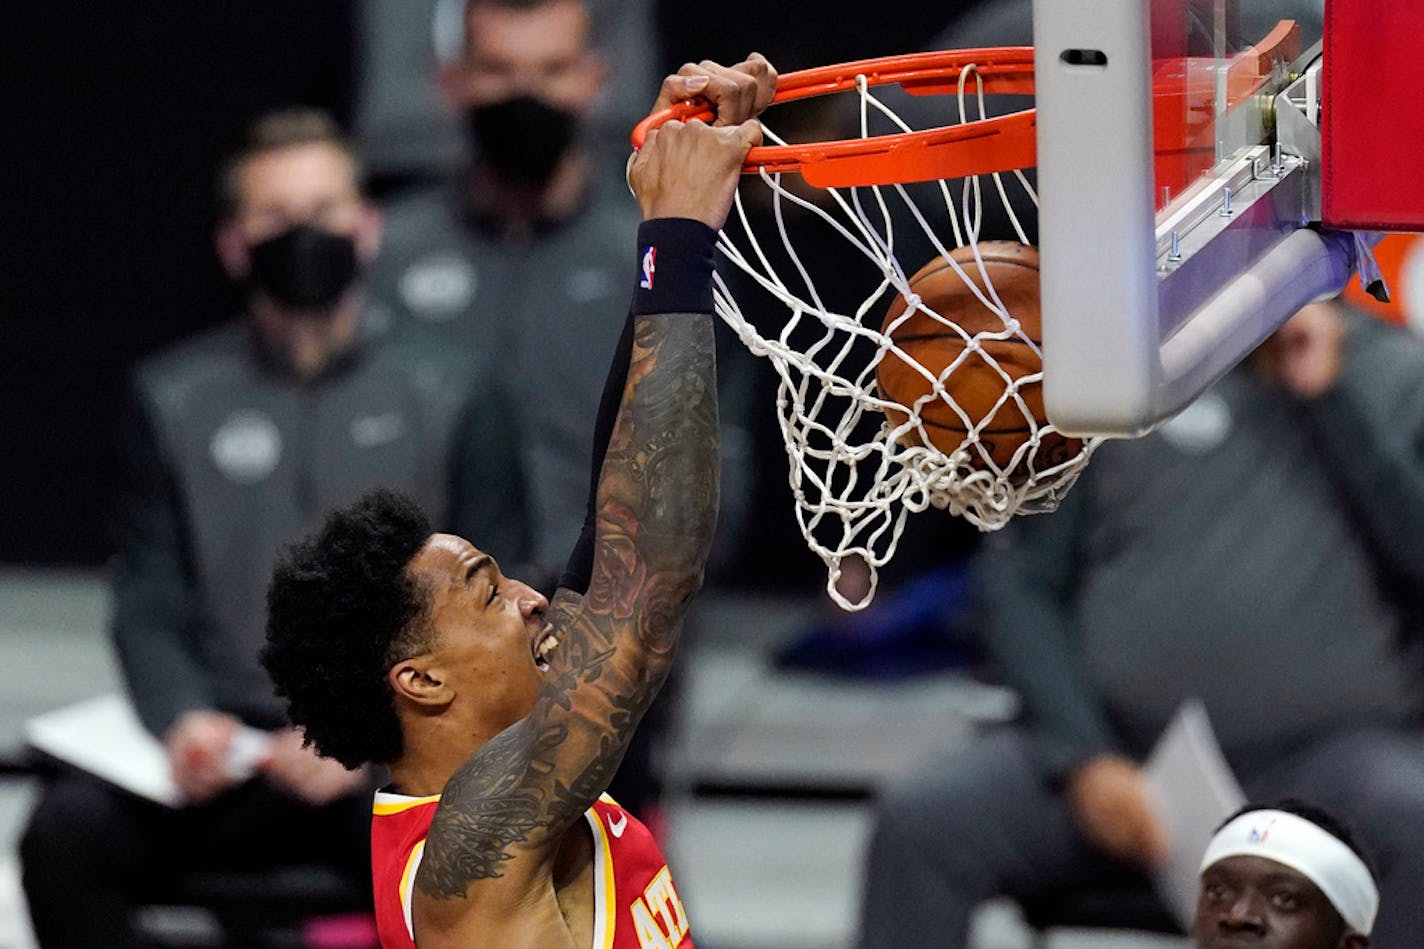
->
[608, 811, 628, 838]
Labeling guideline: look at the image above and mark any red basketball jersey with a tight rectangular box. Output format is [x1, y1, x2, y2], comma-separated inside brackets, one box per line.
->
[371, 791, 693, 949]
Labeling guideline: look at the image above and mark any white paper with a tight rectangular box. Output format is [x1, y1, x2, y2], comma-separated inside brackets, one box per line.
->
[24, 693, 270, 808]
[224, 726, 274, 779]
[1142, 698, 1247, 928]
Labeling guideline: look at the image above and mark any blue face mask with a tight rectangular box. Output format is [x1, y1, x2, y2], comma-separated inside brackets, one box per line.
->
[247, 223, 359, 309]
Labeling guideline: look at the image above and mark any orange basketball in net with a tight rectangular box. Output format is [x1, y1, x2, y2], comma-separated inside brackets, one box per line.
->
[876, 242, 1082, 474]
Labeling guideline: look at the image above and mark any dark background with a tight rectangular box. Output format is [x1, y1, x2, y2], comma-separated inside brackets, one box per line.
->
[1, 1, 975, 566]
[3, 3, 357, 563]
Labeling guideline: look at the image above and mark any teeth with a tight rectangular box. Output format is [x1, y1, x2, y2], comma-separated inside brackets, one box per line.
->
[536, 633, 560, 662]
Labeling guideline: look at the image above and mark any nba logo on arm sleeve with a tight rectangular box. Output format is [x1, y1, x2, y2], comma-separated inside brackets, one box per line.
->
[630, 220, 714, 317]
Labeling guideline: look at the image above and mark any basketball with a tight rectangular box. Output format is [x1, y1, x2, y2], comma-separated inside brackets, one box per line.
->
[876, 242, 1082, 473]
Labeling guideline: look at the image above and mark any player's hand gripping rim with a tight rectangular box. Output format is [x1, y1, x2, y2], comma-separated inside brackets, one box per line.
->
[627, 53, 777, 196]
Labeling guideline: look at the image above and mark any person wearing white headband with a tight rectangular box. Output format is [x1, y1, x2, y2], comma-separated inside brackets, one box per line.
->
[1195, 801, 1379, 949]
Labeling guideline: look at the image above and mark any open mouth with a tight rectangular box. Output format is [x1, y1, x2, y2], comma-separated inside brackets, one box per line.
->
[533, 624, 559, 672]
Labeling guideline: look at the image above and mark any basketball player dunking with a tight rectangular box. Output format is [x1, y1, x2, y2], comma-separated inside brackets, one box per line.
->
[261, 56, 775, 949]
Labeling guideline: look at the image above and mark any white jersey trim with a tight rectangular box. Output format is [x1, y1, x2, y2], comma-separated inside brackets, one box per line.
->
[586, 804, 615, 949]
[378, 789, 615, 946]
[402, 839, 425, 941]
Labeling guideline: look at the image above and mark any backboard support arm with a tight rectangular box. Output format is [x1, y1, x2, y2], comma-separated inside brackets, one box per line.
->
[1034, 1, 1360, 436]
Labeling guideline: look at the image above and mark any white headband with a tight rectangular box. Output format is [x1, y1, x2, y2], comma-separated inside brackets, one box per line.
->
[1200, 809, 1378, 935]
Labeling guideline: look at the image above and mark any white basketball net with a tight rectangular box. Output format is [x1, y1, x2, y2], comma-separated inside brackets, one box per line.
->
[713, 67, 1100, 609]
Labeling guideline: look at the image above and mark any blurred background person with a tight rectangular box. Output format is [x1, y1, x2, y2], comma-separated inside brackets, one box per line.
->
[372, 0, 642, 590]
[18, 108, 521, 948]
[1195, 800, 1378, 949]
[351, 0, 464, 197]
[348, 0, 658, 200]
[858, 297, 1424, 949]
[1, 4, 359, 566]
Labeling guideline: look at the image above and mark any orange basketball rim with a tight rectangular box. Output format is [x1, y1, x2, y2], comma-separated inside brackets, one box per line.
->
[632, 28, 1299, 194]
[632, 48, 1037, 189]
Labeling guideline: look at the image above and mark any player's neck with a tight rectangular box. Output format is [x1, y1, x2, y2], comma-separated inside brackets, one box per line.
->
[387, 715, 498, 797]
[248, 290, 364, 383]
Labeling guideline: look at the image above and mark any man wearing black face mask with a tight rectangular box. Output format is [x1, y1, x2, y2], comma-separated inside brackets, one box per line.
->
[465, 87, 580, 190]
[247, 223, 361, 310]
[442, 0, 607, 235]
[213, 110, 380, 382]
[19, 108, 527, 948]
[375, 0, 659, 587]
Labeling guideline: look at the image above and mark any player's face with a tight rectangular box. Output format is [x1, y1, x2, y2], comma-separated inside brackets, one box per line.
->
[451, 0, 604, 113]
[217, 142, 382, 377]
[408, 533, 555, 732]
[1193, 856, 1355, 949]
[229, 142, 371, 247]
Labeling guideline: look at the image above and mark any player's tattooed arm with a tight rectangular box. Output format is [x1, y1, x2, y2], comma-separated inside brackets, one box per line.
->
[416, 312, 719, 902]
[416, 63, 766, 930]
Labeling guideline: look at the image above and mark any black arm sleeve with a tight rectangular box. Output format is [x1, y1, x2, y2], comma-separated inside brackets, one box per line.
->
[558, 218, 719, 593]
[558, 311, 634, 594]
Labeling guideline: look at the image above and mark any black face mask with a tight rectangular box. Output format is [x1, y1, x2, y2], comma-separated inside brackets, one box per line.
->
[465, 95, 578, 187]
[246, 223, 359, 310]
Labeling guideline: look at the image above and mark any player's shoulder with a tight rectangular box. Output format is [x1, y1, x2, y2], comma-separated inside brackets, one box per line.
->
[136, 319, 247, 376]
[1327, 305, 1424, 416]
[584, 163, 644, 230]
[364, 320, 491, 389]
[1341, 302, 1424, 357]
[373, 790, 442, 822]
[377, 179, 464, 249]
[132, 319, 251, 407]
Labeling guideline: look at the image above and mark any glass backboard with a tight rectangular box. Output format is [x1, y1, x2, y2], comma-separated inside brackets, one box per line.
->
[1033, 0, 1353, 436]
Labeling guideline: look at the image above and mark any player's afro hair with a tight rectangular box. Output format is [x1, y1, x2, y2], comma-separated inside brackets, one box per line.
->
[262, 488, 434, 769]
